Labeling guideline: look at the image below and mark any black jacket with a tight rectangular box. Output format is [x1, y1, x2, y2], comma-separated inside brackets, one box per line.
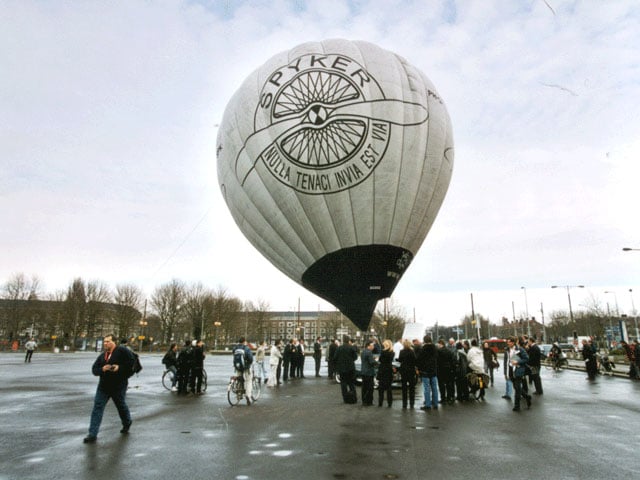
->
[334, 344, 358, 373]
[416, 343, 438, 377]
[398, 347, 417, 376]
[91, 345, 133, 392]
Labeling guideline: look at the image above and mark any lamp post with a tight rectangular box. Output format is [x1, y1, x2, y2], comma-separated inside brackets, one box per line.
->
[604, 290, 620, 316]
[551, 285, 584, 324]
[628, 289, 639, 340]
[213, 321, 221, 350]
[604, 290, 619, 347]
[521, 286, 530, 337]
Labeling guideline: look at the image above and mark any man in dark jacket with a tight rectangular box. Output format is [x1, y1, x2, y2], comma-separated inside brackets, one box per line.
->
[416, 336, 439, 410]
[436, 339, 456, 404]
[527, 338, 543, 394]
[327, 339, 338, 379]
[84, 334, 133, 443]
[282, 339, 292, 381]
[582, 339, 597, 380]
[334, 335, 358, 403]
[191, 340, 206, 394]
[360, 340, 377, 406]
[313, 337, 322, 377]
[177, 340, 194, 394]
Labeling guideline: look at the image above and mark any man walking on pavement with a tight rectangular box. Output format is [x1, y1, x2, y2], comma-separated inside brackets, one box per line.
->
[84, 334, 133, 443]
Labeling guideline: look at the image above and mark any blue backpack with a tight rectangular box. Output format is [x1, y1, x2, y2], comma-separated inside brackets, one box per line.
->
[233, 345, 249, 372]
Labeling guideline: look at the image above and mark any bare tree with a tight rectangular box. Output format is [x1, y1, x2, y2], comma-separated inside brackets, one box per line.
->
[86, 281, 112, 338]
[64, 278, 87, 349]
[113, 283, 143, 340]
[244, 299, 272, 342]
[183, 282, 213, 340]
[1, 273, 42, 340]
[151, 279, 186, 344]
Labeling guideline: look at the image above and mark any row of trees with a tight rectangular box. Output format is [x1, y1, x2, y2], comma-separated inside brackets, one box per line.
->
[2, 273, 636, 349]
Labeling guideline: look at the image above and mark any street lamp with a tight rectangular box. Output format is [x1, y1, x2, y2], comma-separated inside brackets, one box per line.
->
[213, 321, 221, 350]
[551, 285, 584, 324]
[629, 289, 639, 340]
[521, 286, 530, 337]
[604, 290, 620, 316]
[138, 319, 148, 352]
[604, 290, 620, 348]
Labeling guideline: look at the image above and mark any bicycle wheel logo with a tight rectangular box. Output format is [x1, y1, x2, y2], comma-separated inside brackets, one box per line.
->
[235, 53, 428, 194]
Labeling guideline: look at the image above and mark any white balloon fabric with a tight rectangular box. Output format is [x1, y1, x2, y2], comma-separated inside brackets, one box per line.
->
[217, 39, 454, 330]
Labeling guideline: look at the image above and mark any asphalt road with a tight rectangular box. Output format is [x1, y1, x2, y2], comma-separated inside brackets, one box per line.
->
[1, 351, 639, 480]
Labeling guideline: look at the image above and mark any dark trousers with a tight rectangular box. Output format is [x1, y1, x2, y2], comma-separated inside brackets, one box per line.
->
[339, 370, 357, 402]
[378, 385, 392, 406]
[400, 371, 416, 408]
[276, 359, 282, 384]
[314, 355, 321, 376]
[361, 375, 374, 405]
[513, 376, 530, 409]
[438, 373, 455, 402]
[177, 367, 190, 393]
[530, 370, 543, 393]
[586, 358, 597, 379]
[455, 375, 469, 400]
[25, 350, 34, 362]
[88, 384, 131, 438]
[191, 366, 203, 393]
[282, 360, 289, 381]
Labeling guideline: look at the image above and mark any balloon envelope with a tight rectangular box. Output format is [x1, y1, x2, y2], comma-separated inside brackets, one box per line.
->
[217, 39, 454, 330]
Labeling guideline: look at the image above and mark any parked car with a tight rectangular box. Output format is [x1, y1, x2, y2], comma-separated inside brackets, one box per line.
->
[539, 344, 553, 359]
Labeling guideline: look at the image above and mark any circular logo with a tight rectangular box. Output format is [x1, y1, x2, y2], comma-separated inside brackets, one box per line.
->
[254, 53, 391, 194]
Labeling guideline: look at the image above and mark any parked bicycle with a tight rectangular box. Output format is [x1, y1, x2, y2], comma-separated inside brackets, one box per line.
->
[162, 369, 208, 392]
[467, 371, 490, 400]
[227, 366, 261, 406]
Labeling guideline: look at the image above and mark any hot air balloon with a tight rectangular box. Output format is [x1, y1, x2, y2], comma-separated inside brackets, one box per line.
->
[216, 39, 453, 331]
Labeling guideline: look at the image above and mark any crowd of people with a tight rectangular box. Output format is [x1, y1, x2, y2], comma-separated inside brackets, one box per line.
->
[331, 334, 548, 413]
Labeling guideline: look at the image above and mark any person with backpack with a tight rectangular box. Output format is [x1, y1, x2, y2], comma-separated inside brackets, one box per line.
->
[233, 336, 254, 405]
[83, 333, 133, 443]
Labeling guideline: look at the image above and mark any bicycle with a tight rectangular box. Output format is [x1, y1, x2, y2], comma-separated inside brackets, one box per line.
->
[162, 368, 207, 392]
[544, 355, 568, 371]
[227, 366, 261, 406]
[467, 371, 489, 400]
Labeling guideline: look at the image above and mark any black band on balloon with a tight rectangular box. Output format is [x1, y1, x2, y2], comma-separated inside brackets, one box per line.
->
[301, 245, 413, 331]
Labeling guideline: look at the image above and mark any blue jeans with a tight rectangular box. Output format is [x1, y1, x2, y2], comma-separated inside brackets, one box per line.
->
[505, 378, 513, 397]
[167, 365, 178, 387]
[88, 384, 131, 437]
[421, 375, 439, 408]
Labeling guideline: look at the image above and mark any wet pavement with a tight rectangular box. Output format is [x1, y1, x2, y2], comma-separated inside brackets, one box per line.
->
[1, 351, 639, 480]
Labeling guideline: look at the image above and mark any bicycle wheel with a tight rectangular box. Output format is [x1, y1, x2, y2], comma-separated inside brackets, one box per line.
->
[162, 370, 173, 391]
[202, 369, 208, 392]
[227, 378, 241, 406]
[251, 376, 262, 401]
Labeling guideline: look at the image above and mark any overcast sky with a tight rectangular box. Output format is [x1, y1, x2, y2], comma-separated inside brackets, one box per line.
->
[2, 0, 638, 327]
